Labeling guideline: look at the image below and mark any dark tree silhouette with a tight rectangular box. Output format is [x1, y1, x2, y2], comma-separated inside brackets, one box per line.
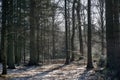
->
[86, 0, 94, 69]
[106, 0, 120, 72]
[1, 0, 7, 74]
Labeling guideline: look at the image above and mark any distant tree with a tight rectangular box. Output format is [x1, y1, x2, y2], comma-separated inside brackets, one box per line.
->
[65, 0, 70, 64]
[51, 2, 56, 60]
[97, 0, 105, 55]
[76, 0, 84, 57]
[14, 0, 22, 66]
[67, 0, 71, 63]
[86, 0, 94, 69]
[71, 0, 76, 61]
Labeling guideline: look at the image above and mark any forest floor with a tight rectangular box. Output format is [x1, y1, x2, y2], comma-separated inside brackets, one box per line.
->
[0, 61, 108, 80]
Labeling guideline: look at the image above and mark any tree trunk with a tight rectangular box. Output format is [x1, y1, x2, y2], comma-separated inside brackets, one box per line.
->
[65, 0, 70, 64]
[7, 0, 15, 69]
[76, 0, 84, 57]
[86, 0, 94, 69]
[15, 0, 22, 65]
[52, 12, 55, 59]
[99, 0, 105, 55]
[71, 0, 76, 61]
[1, 0, 7, 74]
[106, 0, 120, 70]
[29, 0, 38, 65]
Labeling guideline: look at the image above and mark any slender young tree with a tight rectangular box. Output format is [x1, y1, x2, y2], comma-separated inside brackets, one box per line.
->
[51, 2, 56, 59]
[98, 0, 105, 55]
[65, 0, 70, 64]
[86, 0, 94, 69]
[71, 0, 76, 61]
[67, 0, 71, 62]
[100, 0, 105, 56]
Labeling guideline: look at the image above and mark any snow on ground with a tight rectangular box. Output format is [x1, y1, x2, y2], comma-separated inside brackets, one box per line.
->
[0, 62, 99, 80]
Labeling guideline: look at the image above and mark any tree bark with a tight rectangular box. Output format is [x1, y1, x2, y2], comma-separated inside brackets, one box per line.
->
[1, 0, 7, 74]
[29, 0, 38, 65]
[106, 0, 120, 70]
[7, 0, 15, 69]
[86, 0, 94, 69]
[65, 0, 70, 64]
[71, 0, 76, 61]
